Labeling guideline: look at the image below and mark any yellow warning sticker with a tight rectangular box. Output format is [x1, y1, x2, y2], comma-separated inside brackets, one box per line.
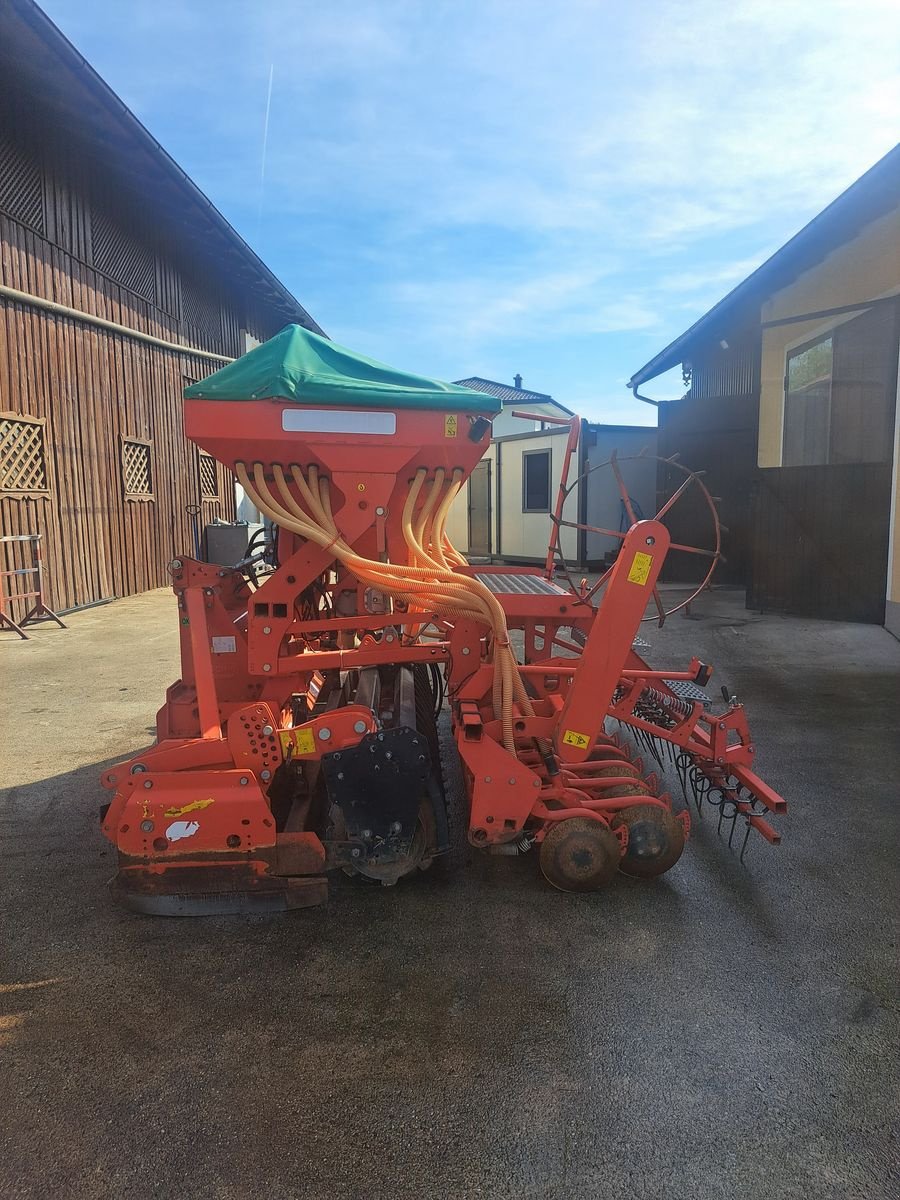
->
[280, 726, 317, 756]
[627, 550, 653, 586]
[562, 729, 591, 749]
[444, 413, 458, 438]
[164, 797, 215, 818]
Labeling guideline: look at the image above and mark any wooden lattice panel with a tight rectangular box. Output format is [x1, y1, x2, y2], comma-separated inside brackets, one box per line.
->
[122, 438, 153, 497]
[199, 452, 218, 499]
[0, 136, 44, 232]
[0, 414, 48, 493]
[90, 207, 155, 300]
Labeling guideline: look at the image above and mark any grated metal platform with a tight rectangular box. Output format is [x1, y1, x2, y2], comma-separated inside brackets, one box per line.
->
[567, 626, 652, 654]
[663, 678, 712, 708]
[474, 572, 569, 596]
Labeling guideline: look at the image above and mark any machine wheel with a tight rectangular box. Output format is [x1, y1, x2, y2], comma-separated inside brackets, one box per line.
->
[611, 804, 685, 878]
[539, 817, 621, 892]
[435, 712, 471, 873]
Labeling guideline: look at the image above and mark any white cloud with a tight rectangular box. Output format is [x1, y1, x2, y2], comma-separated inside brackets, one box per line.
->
[40, 0, 900, 397]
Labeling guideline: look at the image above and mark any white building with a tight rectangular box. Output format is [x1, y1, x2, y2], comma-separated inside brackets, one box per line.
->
[446, 376, 657, 567]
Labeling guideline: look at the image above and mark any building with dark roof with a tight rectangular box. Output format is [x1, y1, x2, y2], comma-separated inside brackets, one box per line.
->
[628, 144, 900, 633]
[447, 375, 656, 564]
[454, 375, 573, 437]
[0, 0, 321, 619]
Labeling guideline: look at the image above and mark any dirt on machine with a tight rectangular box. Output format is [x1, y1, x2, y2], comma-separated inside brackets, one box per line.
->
[99, 325, 786, 915]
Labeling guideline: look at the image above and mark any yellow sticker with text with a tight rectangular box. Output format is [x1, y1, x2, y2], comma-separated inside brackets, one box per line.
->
[444, 413, 458, 438]
[627, 551, 653, 586]
[164, 797, 215, 818]
[280, 727, 317, 756]
[562, 729, 591, 749]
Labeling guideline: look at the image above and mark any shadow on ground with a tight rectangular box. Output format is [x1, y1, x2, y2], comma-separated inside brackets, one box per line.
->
[1, 587, 898, 1199]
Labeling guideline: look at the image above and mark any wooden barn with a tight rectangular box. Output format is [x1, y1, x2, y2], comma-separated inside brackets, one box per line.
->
[0, 0, 322, 626]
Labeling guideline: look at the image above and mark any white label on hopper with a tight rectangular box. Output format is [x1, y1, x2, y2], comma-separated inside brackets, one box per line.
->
[212, 636, 237, 654]
[281, 409, 397, 435]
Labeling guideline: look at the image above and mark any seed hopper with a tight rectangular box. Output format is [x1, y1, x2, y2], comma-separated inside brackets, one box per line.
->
[100, 325, 786, 914]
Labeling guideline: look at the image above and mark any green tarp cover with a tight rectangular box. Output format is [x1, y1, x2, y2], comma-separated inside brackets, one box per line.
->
[183, 324, 500, 413]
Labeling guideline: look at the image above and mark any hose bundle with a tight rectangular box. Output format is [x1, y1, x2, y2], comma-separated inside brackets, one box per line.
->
[235, 462, 534, 752]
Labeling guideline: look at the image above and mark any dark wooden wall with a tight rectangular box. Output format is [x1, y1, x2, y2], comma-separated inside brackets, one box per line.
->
[748, 302, 899, 624]
[0, 106, 288, 617]
[656, 337, 760, 586]
[749, 465, 892, 623]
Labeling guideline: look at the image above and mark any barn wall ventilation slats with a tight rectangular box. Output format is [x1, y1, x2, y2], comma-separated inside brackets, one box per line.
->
[0, 134, 44, 234]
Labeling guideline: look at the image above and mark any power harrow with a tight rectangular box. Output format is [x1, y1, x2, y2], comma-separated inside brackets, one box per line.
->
[100, 325, 785, 914]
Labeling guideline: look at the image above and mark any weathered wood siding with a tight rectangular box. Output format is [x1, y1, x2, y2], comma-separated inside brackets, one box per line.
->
[0, 110, 288, 617]
[749, 464, 892, 623]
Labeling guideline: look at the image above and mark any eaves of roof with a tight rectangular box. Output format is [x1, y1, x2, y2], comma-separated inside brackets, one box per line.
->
[454, 376, 574, 414]
[628, 142, 900, 389]
[1, 0, 324, 334]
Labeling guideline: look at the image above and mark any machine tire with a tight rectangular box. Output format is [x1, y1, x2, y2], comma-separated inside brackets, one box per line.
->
[435, 711, 471, 873]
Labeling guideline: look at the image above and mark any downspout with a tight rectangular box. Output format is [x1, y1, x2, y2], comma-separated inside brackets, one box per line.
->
[629, 382, 662, 407]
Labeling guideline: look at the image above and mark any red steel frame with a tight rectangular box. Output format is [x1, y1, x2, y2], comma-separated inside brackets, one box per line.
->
[100, 393, 786, 908]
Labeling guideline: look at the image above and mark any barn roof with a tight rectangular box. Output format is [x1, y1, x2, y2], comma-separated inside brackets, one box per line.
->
[0, 0, 323, 334]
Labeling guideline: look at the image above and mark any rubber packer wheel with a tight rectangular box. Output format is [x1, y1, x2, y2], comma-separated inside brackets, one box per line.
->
[539, 817, 622, 892]
[611, 804, 685, 878]
[435, 712, 471, 873]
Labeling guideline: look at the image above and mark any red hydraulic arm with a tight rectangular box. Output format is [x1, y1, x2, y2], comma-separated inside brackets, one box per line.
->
[554, 519, 669, 763]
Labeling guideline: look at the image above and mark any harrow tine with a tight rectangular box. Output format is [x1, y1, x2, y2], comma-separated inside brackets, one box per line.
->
[675, 753, 690, 803]
[648, 734, 663, 769]
[727, 808, 739, 848]
[693, 769, 711, 818]
[739, 822, 752, 863]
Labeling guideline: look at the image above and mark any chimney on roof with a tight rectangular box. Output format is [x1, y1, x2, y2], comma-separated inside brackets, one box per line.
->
[514, 373, 522, 389]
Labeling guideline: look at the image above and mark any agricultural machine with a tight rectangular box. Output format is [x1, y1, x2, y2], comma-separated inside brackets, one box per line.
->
[100, 325, 786, 914]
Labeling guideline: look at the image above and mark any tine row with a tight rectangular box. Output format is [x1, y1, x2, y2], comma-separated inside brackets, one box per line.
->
[620, 728, 778, 864]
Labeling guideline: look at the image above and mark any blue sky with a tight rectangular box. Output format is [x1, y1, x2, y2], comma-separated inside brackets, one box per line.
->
[42, 0, 900, 423]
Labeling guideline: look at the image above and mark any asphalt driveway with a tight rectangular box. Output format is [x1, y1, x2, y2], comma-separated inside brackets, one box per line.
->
[1, 586, 897, 1199]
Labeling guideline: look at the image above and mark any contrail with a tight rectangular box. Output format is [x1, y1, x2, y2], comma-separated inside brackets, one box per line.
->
[255, 63, 274, 245]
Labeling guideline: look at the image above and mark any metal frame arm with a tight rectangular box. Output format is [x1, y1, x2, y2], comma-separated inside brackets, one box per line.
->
[553, 520, 670, 763]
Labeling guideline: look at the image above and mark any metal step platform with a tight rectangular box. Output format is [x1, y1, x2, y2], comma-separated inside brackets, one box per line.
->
[473, 572, 569, 596]
[662, 678, 712, 708]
